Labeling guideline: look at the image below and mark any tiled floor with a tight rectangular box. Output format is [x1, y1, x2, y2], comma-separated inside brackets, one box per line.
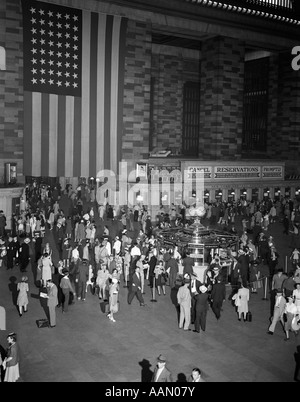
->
[0, 213, 299, 382]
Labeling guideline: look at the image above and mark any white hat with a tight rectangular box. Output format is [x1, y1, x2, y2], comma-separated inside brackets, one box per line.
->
[24, 237, 31, 244]
[112, 278, 118, 284]
[199, 285, 207, 293]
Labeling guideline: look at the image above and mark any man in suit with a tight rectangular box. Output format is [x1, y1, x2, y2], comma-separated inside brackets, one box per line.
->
[188, 367, 206, 382]
[193, 285, 209, 333]
[76, 259, 89, 301]
[211, 279, 226, 320]
[189, 273, 202, 324]
[127, 266, 145, 306]
[46, 279, 58, 328]
[151, 354, 173, 382]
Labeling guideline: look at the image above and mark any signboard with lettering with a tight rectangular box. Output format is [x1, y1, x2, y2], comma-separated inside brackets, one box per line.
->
[185, 166, 212, 181]
[262, 166, 283, 179]
[214, 166, 261, 180]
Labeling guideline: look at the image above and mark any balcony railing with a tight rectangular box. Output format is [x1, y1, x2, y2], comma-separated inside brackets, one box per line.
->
[186, 0, 300, 23]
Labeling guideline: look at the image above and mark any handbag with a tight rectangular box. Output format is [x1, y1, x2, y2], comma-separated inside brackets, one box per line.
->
[246, 311, 252, 322]
[36, 319, 49, 328]
[283, 313, 288, 323]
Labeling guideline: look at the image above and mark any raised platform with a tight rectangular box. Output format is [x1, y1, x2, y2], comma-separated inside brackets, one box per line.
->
[0, 186, 24, 230]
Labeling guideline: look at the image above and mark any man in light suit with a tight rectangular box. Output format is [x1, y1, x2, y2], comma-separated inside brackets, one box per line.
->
[267, 290, 286, 335]
[151, 354, 173, 382]
[127, 266, 145, 306]
[46, 279, 58, 328]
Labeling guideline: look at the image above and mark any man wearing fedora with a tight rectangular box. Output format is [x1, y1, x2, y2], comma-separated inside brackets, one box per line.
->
[193, 285, 209, 333]
[151, 354, 173, 382]
[189, 272, 201, 324]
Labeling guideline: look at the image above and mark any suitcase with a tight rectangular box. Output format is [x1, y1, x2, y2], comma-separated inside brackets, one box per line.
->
[36, 319, 49, 328]
[246, 311, 252, 322]
[100, 301, 110, 314]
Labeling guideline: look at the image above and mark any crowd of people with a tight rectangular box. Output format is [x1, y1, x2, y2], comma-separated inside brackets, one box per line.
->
[1, 179, 300, 381]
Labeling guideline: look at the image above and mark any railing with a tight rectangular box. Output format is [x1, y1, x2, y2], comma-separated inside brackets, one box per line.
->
[187, 0, 300, 21]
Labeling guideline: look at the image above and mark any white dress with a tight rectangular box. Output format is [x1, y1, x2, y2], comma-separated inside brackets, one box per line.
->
[17, 282, 29, 306]
[41, 257, 53, 283]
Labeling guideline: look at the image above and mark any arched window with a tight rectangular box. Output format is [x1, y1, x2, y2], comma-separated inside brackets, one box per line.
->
[0, 46, 6, 70]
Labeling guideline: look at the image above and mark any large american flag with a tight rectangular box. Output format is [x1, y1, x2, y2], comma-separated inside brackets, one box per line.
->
[22, 0, 127, 178]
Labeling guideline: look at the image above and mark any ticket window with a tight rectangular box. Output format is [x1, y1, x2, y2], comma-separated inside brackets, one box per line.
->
[274, 187, 281, 201]
[263, 188, 270, 200]
[228, 189, 235, 202]
[215, 189, 222, 202]
[252, 188, 259, 202]
[285, 187, 291, 199]
[240, 189, 247, 201]
[204, 190, 210, 204]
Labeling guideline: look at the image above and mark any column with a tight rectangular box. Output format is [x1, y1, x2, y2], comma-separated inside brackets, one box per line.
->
[235, 188, 239, 201]
[269, 187, 275, 200]
[199, 37, 244, 160]
[258, 188, 263, 201]
[246, 188, 252, 202]
[222, 188, 228, 202]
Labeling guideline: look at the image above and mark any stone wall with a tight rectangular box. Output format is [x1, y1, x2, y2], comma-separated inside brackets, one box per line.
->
[0, 0, 23, 183]
[121, 20, 152, 174]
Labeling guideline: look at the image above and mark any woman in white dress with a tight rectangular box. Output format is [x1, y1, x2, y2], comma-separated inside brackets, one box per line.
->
[284, 295, 298, 340]
[232, 283, 250, 321]
[107, 278, 119, 323]
[17, 276, 29, 316]
[41, 253, 53, 286]
[293, 282, 300, 313]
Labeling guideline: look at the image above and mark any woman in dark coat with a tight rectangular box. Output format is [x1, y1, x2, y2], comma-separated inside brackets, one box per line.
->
[18, 238, 31, 273]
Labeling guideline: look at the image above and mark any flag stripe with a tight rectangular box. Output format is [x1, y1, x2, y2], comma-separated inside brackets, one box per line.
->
[57, 95, 66, 177]
[103, 15, 113, 172]
[89, 12, 98, 178]
[117, 18, 127, 174]
[32, 92, 42, 177]
[65, 96, 74, 177]
[22, 0, 127, 178]
[49, 94, 58, 177]
[41, 93, 50, 177]
[81, 10, 91, 178]
[23, 91, 33, 177]
[73, 96, 82, 177]
[110, 17, 121, 176]
[96, 14, 106, 176]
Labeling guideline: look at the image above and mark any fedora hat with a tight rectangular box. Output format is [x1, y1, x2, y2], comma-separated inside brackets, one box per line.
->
[157, 354, 167, 363]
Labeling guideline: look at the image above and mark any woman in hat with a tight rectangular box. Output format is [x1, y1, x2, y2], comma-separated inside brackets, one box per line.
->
[96, 264, 110, 300]
[19, 237, 31, 273]
[107, 278, 119, 323]
[232, 282, 250, 322]
[17, 276, 29, 316]
[154, 260, 167, 296]
[2, 333, 20, 382]
[284, 295, 298, 340]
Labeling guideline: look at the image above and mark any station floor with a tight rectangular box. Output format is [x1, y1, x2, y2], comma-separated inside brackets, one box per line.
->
[0, 214, 299, 382]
